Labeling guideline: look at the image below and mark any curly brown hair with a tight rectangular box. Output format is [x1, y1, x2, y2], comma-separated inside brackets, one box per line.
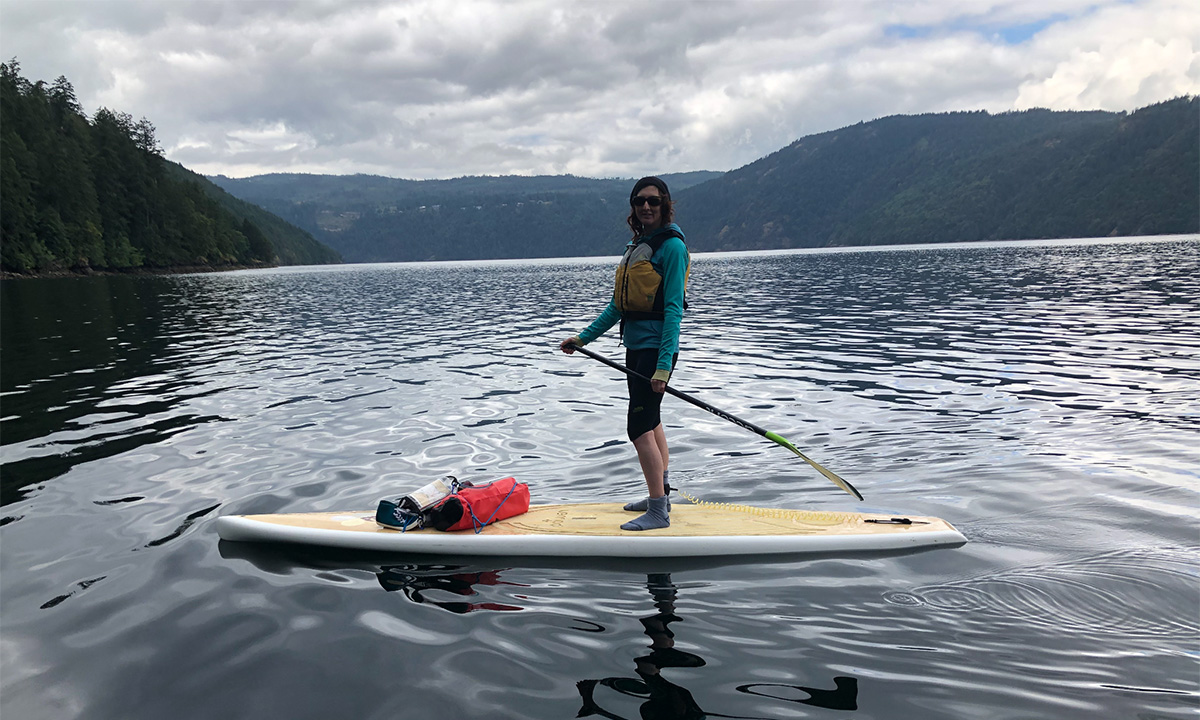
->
[626, 176, 674, 239]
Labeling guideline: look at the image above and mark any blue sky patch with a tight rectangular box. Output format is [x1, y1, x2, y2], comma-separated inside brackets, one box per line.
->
[885, 13, 1071, 45]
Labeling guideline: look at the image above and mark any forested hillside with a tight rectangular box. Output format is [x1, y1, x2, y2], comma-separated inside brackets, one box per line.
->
[682, 97, 1199, 251]
[163, 162, 342, 267]
[0, 62, 339, 275]
[215, 98, 1197, 261]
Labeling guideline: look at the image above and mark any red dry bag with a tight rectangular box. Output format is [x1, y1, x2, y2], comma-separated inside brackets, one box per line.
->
[426, 477, 530, 532]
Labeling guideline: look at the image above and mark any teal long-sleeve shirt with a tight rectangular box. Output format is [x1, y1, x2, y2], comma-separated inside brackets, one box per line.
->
[577, 223, 689, 380]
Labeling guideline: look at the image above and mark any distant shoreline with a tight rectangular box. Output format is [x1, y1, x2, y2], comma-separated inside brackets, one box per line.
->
[0, 263, 275, 281]
[5, 233, 1196, 280]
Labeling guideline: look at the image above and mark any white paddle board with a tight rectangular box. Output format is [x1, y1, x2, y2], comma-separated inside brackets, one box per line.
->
[216, 503, 965, 558]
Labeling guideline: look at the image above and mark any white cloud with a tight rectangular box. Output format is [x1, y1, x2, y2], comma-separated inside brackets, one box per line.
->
[1015, 0, 1200, 111]
[2, 0, 1194, 179]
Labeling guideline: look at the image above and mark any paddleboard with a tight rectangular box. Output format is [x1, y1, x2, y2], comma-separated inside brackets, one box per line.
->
[216, 503, 965, 558]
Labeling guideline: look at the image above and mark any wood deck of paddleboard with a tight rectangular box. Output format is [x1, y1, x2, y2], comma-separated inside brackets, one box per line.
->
[217, 503, 965, 557]
[239, 503, 953, 537]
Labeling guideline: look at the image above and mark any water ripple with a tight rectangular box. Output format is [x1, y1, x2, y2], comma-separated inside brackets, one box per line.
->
[884, 547, 1199, 641]
[2, 238, 1198, 720]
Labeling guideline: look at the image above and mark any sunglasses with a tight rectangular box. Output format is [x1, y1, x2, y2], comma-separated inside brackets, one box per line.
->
[631, 195, 664, 207]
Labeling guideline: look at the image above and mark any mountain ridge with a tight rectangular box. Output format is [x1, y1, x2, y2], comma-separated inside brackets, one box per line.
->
[212, 97, 1198, 262]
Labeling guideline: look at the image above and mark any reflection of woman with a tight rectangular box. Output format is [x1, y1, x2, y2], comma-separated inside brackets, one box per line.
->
[575, 573, 858, 718]
[632, 573, 706, 718]
[561, 177, 690, 531]
[576, 573, 707, 720]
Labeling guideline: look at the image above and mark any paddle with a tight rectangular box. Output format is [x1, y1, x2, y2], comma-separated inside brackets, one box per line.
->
[565, 343, 864, 501]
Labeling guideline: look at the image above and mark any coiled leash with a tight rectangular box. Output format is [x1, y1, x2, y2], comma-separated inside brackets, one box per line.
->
[676, 488, 926, 526]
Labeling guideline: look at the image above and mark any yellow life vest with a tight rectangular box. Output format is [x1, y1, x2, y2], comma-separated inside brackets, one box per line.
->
[613, 228, 688, 320]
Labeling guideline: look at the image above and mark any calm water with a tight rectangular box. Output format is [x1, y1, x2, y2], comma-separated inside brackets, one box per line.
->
[2, 237, 1198, 719]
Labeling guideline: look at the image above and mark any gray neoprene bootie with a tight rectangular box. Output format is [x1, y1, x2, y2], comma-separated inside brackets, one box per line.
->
[624, 479, 671, 512]
[621, 496, 670, 531]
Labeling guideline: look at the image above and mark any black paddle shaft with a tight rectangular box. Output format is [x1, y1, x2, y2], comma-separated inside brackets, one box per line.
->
[567, 344, 768, 437]
[565, 342, 864, 501]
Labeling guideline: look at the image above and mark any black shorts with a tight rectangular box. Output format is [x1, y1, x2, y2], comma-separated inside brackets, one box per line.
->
[626, 348, 678, 441]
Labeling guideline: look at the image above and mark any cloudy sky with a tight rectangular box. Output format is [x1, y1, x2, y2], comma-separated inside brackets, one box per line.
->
[3, 0, 1196, 180]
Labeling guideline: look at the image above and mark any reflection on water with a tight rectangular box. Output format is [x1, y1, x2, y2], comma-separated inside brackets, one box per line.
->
[575, 573, 859, 720]
[3, 237, 1199, 720]
[321, 561, 867, 719]
[377, 565, 525, 613]
[576, 573, 708, 720]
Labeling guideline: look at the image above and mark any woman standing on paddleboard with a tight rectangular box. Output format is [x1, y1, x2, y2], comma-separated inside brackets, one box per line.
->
[560, 176, 690, 531]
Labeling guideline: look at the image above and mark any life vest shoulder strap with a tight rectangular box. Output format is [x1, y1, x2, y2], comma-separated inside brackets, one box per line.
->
[649, 228, 688, 310]
[641, 227, 685, 252]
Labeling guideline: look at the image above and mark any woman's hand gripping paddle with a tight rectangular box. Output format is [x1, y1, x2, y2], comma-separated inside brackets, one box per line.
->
[565, 343, 864, 501]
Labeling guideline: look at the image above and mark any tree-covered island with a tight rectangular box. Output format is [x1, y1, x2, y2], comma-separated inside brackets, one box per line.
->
[1, 61, 339, 277]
